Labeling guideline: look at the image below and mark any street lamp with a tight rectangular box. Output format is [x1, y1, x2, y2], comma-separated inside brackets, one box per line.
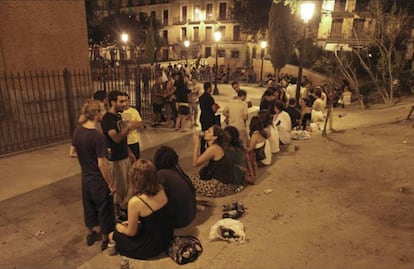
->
[184, 40, 190, 66]
[213, 31, 222, 95]
[295, 2, 315, 103]
[121, 33, 130, 86]
[259, 40, 267, 87]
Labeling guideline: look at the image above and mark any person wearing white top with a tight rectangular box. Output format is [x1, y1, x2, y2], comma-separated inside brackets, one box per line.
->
[272, 101, 292, 145]
[222, 90, 249, 147]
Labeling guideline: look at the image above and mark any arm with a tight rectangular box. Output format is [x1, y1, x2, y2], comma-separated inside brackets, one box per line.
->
[107, 123, 132, 144]
[247, 133, 258, 152]
[192, 133, 215, 167]
[115, 197, 140, 236]
[69, 145, 77, 158]
[98, 157, 115, 194]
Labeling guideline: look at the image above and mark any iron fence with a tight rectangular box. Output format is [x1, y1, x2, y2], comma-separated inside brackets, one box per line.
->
[0, 66, 153, 156]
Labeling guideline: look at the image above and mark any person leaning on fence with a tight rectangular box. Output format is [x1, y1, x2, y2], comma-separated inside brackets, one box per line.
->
[121, 92, 143, 159]
[154, 146, 197, 228]
[151, 75, 165, 128]
[108, 159, 173, 260]
[191, 125, 235, 197]
[69, 99, 115, 251]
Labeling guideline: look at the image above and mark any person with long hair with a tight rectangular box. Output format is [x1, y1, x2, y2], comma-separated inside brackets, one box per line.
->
[191, 125, 234, 197]
[108, 159, 173, 259]
[153, 146, 196, 228]
[248, 116, 272, 166]
[258, 109, 280, 154]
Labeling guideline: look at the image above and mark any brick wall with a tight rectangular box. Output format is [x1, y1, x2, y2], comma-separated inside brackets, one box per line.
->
[0, 0, 89, 72]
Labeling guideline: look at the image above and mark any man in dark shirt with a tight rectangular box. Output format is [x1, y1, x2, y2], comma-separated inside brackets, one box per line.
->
[199, 82, 218, 153]
[70, 99, 115, 251]
[101, 90, 135, 220]
[285, 97, 302, 129]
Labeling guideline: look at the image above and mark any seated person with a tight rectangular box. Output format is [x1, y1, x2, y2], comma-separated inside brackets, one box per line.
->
[258, 109, 280, 154]
[223, 126, 252, 185]
[191, 125, 235, 197]
[153, 146, 196, 228]
[248, 116, 271, 167]
[311, 88, 326, 122]
[285, 97, 302, 129]
[299, 97, 312, 130]
[272, 101, 292, 145]
[109, 159, 173, 260]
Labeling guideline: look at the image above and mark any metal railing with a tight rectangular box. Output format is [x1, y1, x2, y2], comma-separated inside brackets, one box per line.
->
[0, 66, 154, 156]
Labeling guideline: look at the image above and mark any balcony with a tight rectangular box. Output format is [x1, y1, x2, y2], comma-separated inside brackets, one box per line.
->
[173, 17, 187, 25]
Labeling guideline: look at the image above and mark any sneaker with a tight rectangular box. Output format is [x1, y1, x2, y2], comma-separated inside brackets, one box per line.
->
[101, 240, 109, 251]
[86, 231, 97, 246]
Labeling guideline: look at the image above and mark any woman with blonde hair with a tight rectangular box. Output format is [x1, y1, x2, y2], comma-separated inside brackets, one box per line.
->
[108, 159, 173, 259]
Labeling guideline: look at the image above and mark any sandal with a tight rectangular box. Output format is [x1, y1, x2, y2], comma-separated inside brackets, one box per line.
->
[101, 240, 109, 251]
[86, 231, 97, 246]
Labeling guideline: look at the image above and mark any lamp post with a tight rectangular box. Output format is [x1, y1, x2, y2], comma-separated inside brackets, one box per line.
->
[295, 2, 315, 103]
[213, 31, 222, 95]
[259, 40, 267, 87]
[184, 40, 190, 66]
[121, 33, 130, 86]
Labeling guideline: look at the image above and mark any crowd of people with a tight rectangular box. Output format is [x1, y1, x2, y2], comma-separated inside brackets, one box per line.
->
[68, 71, 351, 260]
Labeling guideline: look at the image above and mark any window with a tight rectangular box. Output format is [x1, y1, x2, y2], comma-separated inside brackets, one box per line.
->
[218, 49, 225, 57]
[163, 30, 168, 41]
[334, 0, 346, 12]
[205, 47, 212, 58]
[233, 25, 240, 41]
[219, 3, 227, 20]
[352, 18, 365, 37]
[151, 11, 156, 18]
[206, 4, 213, 21]
[206, 26, 212, 41]
[193, 27, 199, 41]
[252, 47, 257, 59]
[194, 4, 201, 21]
[163, 10, 168, 25]
[330, 19, 343, 38]
[182, 6, 187, 22]
[162, 48, 169, 60]
[181, 27, 187, 40]
[231, 50, 239, 59]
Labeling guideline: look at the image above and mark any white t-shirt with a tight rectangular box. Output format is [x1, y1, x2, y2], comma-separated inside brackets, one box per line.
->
[273, 111, 292, 145]
[223, 99, 248, 131]
[122, 107, 142, 145]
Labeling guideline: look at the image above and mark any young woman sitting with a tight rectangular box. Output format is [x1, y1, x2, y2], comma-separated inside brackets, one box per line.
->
[108, 159, 173, 260]
[248, 116, 272, 167]
[191, 125, 235, 197]
[153, 146, 196, 228]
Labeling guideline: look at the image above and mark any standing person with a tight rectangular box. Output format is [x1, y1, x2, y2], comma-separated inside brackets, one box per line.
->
[154, 146, 196, 228]
[231, 81, 252, 107]
[199, 82, 218, 153]
[101, 90, 136, 221]
[108, 159, 173, 259]
[122, 93, 143, 159]
[69, 99, 115, 251]
[151, 75, 165, 128]
[174, 73, 191, 132]
[187, 77, 201, 127]
[222, 89, 249, 147]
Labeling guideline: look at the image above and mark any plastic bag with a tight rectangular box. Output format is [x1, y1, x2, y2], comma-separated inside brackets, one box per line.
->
[208, 219, 245, 242]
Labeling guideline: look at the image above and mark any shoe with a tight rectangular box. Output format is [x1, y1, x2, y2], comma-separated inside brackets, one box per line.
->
[101, 240, 109, 251]
[86, 231, 97, 246]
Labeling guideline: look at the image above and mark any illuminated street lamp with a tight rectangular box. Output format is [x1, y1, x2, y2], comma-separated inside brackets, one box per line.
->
[121, 33, 130, 86]
[295, 2, 315, 103]
[213, 31, 222, 95]
[259, 40, 267, 87]
[184, 40, 190, 65]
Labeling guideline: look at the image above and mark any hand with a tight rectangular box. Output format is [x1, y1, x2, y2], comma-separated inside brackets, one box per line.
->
[193, 132, 201, 144]
[128, 153, 136, 164]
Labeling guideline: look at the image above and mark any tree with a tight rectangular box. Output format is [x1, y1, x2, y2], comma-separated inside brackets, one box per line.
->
[232, 0, 273, 37]
[351, 0, 411, 104]
[268, 1, 292, 81]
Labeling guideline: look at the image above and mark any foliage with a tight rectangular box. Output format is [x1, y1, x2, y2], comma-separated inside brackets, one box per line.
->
[351, 0, 411, 104]
[232, 0, 273, 37]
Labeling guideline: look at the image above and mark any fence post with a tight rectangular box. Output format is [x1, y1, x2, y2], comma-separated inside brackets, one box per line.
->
[134, 66, 141, 112]
[63, 68, 76, 136]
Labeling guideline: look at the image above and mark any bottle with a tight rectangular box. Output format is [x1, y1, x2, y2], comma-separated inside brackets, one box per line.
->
[199, 131, 205, 138]
[107, 240, 117, 256]
[120, 256, 129, 269]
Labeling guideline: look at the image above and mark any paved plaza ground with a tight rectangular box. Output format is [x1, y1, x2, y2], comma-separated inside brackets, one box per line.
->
[0, 84, 413, 269]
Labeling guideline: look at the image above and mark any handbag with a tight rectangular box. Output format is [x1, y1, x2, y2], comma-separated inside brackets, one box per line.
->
[167, 235, 203, 265]
[253, 142, 266, 161]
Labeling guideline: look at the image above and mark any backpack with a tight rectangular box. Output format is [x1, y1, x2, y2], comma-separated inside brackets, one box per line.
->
[167, 235, 203, 265]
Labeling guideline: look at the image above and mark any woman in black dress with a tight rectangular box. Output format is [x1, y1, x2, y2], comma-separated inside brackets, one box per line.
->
[109, 159, 173, 259]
